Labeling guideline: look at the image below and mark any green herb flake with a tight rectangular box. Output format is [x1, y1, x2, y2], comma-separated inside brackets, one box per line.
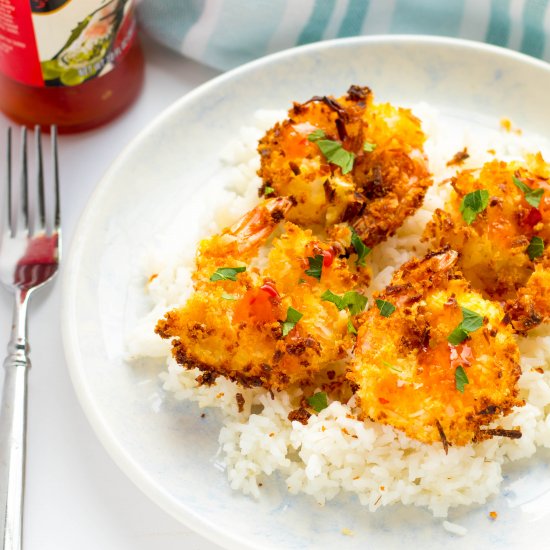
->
[447, 327, 469, 346]
[281, 307, 303, 337]
[307, 391, 328, 412]
[459, 189, 490, 225]
[298, 278, 306, 284]
[307, 129, 326, 142]
[210, 266, 246, 282]
[527, 235, 545, 260]
[376, 299, 396, 318]
[363, 141, 377, 152]
[221, 292, 238, 301]
[448, 306, 484, 345]
[321, 289, 344, 309]
[317, 140, 355, 174]
[455, 365, 469, 393]
[347, 318, 357, 335]
[513, 176, 544, 208]
[321, 290, 368, 316]
[264, 185, 275, 196]
[305, 254, 324, 280]
[344, 291, 369, 316]
[308, 131, 355, 174]
[350, 227, 372, 267]
[460, 307, 484, 333]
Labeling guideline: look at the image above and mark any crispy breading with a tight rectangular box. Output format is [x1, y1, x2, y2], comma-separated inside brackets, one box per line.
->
[156, 199, 367, 391]
[424, 156, 550, 331]
[257, 85, 432, 247]
[349, 249, 523, 448]
[507, 255, 550, 331]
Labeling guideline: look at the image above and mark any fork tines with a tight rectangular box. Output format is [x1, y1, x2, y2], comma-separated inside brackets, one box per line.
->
[4, 125, 59, 238]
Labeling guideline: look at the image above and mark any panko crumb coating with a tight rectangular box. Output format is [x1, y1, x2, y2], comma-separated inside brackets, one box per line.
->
[156, 198, 368, 391]
[349, 249, 523, 448]
[257, 85, 432, 248]
[425, 156, 550, 332]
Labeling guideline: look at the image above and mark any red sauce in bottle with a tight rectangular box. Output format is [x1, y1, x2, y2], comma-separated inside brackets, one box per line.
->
[0, 0, 144, 133]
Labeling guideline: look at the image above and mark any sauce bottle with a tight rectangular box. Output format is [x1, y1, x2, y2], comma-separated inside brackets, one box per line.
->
[0, 0, 144, 133]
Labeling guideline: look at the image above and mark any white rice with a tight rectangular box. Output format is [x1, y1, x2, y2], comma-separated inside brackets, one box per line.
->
[443, 520, 468, 536]
[127, 104, 550, 521]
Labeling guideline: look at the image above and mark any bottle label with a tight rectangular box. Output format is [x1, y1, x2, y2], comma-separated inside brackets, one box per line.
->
[0, 0, 137, 87]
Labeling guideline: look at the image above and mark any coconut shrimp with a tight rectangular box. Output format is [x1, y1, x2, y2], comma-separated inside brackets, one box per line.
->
[257, 85, 432, 247]
[425, 156, 550, 331]
[156, 197, 367, 391]
[348, 249, 523, 448]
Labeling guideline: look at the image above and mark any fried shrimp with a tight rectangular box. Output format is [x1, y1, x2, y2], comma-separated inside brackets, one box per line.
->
[349, 249, 523, 448]
[156, 198, 366, 391]
[257, 85, 432, 247]
[424, 156, 549, 331]
[192, 196, 294, 289]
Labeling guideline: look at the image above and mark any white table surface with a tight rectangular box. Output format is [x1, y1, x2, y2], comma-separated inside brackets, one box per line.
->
[0, 34, 227, 550]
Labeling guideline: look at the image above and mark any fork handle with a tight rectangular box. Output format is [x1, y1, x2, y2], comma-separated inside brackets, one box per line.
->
[0, 295, 30, 550]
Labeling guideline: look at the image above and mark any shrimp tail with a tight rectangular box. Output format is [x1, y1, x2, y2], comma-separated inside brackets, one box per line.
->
[227, 196, 294, 255]
[198, 196, 294, 264]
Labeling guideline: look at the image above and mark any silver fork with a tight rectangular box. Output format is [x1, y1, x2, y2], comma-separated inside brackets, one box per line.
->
[0, 126, 60, 550]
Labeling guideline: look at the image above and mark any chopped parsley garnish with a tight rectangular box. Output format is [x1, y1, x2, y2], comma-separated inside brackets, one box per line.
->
[363, 141, 377, 152]
[527, 236, 545, 260]
[281, 307, 303, 337]
[264, 185, 275, 196]
[460, 189, 489, 225]
[447, 327, 469, 346]
[210, 266, 246, 282]
[308, 130, 355, 174]
[321, 289, 368, 316]
[221, 292, 238, 301]
[307, 391, 328, 412]
[460, 307, 484, 332]
[350, 227, 371, 267]
[347, 318, 357, 334]
[305, 254, 324, 280]
[307, 129, 326, 142]
[376, 299, 396, 318]
[455, 365, 469, 393]
[318, 141, 355, 174]
[321, 289, 344, 308]
[513, 176, 544, 208]
[346, 292, 369, 316]
[448, 307, 484, 345]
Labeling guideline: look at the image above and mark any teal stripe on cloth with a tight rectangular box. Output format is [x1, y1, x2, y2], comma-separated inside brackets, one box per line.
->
[137, 0, 550, 70]
[136, 0, 203, 51]
[337, 0, 370, 37]
[520, 0, 548, 57]
[486, 0, 511, 47]
[297, 0, 337, 45]
[390, 0, 464, 36]
[201, 0, 287, 69]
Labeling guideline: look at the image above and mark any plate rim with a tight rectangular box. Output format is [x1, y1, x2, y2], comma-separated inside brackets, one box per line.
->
[61, 34, 550, 550]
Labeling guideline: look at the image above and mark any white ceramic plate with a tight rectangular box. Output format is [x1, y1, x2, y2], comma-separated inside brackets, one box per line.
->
[62, 36, 550, 549]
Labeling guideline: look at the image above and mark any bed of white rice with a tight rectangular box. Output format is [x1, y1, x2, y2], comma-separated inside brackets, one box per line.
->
[126, 105, 550, 521]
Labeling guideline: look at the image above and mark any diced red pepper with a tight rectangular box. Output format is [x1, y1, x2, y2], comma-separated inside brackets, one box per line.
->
[523, 207, 543, 227]
[260, 282, 280, 299]
[322, 248, 335, 268]
[378, 397, 389, 405]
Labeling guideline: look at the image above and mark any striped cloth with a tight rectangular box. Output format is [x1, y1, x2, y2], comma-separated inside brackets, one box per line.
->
[137, 0, 550, 70]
